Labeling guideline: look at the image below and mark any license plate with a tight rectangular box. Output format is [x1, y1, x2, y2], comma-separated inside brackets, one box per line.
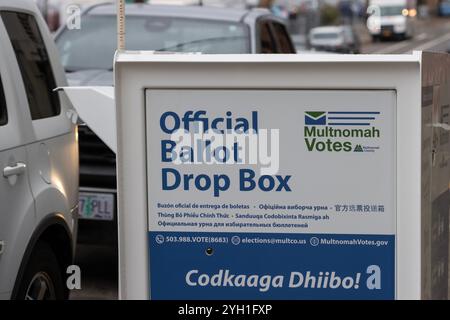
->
[383, 30, 392, 37]
[79, 192, 114, 221]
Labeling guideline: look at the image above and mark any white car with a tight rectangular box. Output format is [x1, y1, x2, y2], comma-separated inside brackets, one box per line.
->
[0, 0, 78, 300]
[309, 25, 360, 54]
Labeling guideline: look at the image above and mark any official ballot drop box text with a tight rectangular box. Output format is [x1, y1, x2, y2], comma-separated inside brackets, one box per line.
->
[112, 52, 450, 300]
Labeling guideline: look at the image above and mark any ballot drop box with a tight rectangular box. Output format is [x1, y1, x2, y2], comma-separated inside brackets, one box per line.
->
[112, 51, 450, 300]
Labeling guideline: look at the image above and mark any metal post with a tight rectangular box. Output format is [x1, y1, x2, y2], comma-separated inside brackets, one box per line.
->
[117, 0, 126, 51]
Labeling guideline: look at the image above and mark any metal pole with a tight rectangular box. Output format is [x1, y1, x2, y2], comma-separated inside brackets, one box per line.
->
[117, 0, 126, 51]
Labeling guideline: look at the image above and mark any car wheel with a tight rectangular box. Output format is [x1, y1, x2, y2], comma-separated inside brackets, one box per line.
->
[372, 35, 379, 43]
[15, 241, 66, 300]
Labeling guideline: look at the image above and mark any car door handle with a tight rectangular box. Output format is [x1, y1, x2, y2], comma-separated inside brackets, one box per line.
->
[3, 162, 27, 178]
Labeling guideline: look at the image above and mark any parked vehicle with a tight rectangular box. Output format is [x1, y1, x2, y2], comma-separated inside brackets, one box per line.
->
[309, 25, 360, 54]
[54, 3, 295, 246]
[0, 0, 78, 300]
[367, 0, 416, 41]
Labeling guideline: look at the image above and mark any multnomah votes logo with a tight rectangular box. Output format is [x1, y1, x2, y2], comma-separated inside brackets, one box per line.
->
[304, 111, 381, 153]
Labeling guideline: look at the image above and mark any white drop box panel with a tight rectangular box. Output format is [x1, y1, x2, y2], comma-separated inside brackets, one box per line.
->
[113, 52, 450, 300]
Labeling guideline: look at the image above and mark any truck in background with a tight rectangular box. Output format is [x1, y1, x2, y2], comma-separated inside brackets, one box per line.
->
[367, 0, 417, 41]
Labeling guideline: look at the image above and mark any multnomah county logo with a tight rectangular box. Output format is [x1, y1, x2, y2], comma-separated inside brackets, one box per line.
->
[304, 111, 381, 153]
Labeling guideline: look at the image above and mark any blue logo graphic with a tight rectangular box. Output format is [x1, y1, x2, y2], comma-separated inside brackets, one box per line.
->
[305, 112, 327, 125]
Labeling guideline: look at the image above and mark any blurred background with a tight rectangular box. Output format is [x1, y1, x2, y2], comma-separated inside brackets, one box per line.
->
[32, 0, 450, 299]
[35, 0, 450, 54]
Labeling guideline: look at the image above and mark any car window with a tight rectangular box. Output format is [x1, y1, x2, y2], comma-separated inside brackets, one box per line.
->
[380, 6, 405, 16]
[272, 22, 295, 53]
[1, 11, 60, 120]
[0, 77, 7, 126]
[56, 15, 250, 71]
[312, 32, 339, 39]
[259, 21, 277, 53]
